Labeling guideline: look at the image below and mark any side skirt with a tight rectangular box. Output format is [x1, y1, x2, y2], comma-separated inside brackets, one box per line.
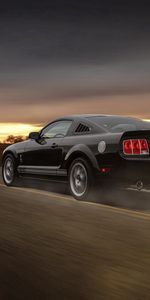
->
[18, 165, 67, 176]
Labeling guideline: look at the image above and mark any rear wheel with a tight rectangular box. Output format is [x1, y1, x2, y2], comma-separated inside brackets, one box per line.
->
[68, 158, 94, 200]
[2, 154, 18, 186]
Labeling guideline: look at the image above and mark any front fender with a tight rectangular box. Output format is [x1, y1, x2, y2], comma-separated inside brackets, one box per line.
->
[2, 145, 18, 159]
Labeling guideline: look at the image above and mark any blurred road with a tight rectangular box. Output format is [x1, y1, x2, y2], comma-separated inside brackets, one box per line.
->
[0, 168, 150, 300]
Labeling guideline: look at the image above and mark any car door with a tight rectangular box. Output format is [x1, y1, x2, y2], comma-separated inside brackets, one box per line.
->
[22, 120, 72, 175]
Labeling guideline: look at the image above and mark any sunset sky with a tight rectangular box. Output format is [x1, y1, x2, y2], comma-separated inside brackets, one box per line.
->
[0, 1, 150, 141]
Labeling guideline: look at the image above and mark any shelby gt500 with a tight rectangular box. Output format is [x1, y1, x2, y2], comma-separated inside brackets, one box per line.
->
[2, 114, 150, 200]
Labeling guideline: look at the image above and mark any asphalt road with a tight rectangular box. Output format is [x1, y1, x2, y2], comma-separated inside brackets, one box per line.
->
[0, 169, 150, 300]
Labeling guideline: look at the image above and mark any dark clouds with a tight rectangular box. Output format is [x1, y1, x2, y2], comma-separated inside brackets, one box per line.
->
[0, 0, 150, 122]
[1, 1, 150, 66]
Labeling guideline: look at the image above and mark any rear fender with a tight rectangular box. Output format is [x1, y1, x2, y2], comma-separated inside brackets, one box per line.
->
[64, 144, 99, 169]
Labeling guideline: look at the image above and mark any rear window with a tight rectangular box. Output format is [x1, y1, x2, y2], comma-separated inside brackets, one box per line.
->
[88, 116, 150, 133]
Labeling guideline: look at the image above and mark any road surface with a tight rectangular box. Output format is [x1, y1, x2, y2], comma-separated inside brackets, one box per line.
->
[0, 168, 150, 300]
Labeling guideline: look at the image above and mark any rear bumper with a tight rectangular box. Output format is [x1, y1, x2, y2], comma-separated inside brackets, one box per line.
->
[96, 159, 150, 190]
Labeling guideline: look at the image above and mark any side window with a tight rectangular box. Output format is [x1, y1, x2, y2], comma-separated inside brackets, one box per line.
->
[41, 121, 72, 139]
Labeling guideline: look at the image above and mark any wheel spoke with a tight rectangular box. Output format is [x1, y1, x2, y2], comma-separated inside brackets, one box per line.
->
[70, 162, 88, 197]
[3, 158, 14, 184]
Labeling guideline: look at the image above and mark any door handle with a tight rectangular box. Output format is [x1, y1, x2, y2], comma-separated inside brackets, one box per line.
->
[51, 143, 58, 149]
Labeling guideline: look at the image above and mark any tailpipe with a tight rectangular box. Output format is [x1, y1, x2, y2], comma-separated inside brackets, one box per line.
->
[136, 180, 144, 191]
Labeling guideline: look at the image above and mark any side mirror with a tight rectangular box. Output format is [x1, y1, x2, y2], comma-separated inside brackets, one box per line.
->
[29, 132, 40, 140]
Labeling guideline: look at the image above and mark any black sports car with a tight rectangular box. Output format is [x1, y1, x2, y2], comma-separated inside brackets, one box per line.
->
[2, 114, 150, 200]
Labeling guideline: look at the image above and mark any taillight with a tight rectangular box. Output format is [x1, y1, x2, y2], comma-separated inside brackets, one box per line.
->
[123, 139, 149, 155]
[140, 139, 149, 154]
[123, 140, 132, 155]
[132, 140, 140, 155]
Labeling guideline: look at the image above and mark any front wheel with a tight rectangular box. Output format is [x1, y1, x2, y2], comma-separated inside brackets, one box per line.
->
[2, 154, 18, 186]
[68, 158, 94, 201]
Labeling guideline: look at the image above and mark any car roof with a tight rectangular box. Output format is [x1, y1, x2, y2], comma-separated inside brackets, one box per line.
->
[59, 114, 135, 121]
[60, 114, 110, 120]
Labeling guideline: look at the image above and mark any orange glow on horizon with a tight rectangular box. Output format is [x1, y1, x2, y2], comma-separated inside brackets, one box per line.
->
[0, 123, 41, 142]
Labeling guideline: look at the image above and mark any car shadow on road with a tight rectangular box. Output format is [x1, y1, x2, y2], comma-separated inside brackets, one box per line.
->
[17, 177, 150, 211]
[18, 176, 69, 195]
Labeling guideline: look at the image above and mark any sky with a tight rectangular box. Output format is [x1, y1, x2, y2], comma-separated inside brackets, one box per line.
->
[0, 0, 150, 140]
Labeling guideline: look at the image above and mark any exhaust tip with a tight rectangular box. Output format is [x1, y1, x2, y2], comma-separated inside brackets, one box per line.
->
[136, 180, 144, 191]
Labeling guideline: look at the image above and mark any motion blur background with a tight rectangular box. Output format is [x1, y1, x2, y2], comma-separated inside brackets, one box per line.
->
[0, 0, 150, 141]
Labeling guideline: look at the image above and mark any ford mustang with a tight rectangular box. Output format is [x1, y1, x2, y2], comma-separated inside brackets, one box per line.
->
[2, 114, 150, 200]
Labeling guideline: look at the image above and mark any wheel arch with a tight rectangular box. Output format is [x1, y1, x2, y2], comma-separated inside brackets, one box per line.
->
[64, 144, 99, 171]
[2, 150, 18, 163]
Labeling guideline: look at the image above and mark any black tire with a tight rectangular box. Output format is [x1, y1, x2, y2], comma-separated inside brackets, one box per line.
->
[68, 157, 94, 201]
[2, 154, 18, 186]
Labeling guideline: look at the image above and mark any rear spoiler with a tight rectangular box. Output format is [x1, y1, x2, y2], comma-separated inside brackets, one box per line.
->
[121, 130, 150, 140]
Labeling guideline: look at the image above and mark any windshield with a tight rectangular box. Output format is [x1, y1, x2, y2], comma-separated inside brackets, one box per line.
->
[88, 116, 150, 133]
